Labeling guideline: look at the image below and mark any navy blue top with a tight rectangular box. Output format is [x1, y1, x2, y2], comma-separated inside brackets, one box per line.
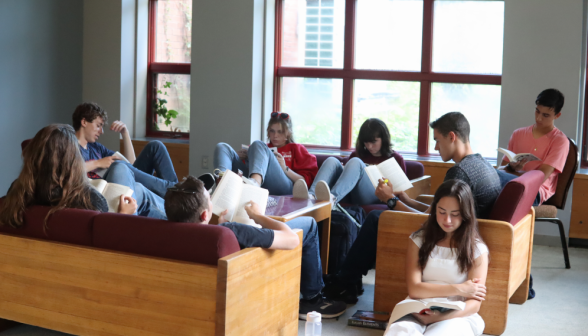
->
[219, 222, 274, 249]
[79, 142, 115, 179]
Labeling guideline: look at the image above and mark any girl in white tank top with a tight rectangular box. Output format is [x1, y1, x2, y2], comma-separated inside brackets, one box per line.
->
[385, 179, 489, 336]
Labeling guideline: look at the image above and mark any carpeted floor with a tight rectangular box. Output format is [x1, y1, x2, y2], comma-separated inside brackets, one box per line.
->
[0, 244, 585, 336]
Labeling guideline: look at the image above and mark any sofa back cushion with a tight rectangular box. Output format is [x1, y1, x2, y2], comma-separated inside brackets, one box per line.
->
[93, 213, 241, 265]
[315, 154, 349, 168]
[0, 202, 97, 246]
[489, 170, 544, 225]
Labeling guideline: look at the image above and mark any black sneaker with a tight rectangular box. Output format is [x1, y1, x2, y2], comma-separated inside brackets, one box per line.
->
[299, 295, 346, 320]
[322, 279, 359, 304]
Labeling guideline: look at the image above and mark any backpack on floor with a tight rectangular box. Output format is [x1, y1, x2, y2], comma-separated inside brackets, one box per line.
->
[320, 204, 366, 274]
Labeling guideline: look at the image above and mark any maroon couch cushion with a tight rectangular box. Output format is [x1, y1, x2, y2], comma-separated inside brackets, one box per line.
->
[489, 170, 544, 225]
[0, 202, 97, 246]
[315, 154, 349, 168]
[92, 213, 241, 265]
[405, 161, 425, 180]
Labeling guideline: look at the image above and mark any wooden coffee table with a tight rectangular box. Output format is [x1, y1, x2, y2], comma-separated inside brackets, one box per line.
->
[265, 196, 332, 274]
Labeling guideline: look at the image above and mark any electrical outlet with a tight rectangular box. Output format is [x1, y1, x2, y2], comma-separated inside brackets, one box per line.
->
[202, 156, 209, 169]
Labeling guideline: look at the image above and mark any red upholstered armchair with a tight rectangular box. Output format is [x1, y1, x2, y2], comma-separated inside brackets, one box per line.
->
[373, 170, 544, 335]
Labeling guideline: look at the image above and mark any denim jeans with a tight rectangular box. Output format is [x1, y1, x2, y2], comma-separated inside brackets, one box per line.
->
[213, 140, 293, 195]
[111, 140, 178, 198]
[103, 161, 168, 219]
[286, 217, 324, 300]
[309, 157, 380, 205]
[336, 210, 383, 285]
[496, 169, 540, 206]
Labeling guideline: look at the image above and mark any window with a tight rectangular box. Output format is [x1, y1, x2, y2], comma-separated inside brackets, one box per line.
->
[148, 0, 192, 138]
[274, 0, 504, 156]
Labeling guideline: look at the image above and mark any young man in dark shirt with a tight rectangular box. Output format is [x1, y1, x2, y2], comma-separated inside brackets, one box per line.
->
[74, 102, 178, 218]
[164, 176, 346, 319]
[324, 112, 501, 303]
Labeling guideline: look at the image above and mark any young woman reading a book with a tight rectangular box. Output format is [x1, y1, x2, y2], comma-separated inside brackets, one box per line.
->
[303, 118, 406, 205]
[0, 124, 136, 229]
[384, 179, 489, 336]
[213, 112, 318, 196]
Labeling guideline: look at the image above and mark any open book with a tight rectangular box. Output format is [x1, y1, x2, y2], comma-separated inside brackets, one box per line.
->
[94, 151, 131, 178]
[497, 147, 540, 164]
[364, 157, 413, 192]
[389, 297, 466, 324]
[211, 170, 268, 227]
[88, 179, 133, 213]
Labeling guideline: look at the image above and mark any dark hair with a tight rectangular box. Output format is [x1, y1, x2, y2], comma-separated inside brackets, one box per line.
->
[355, 118, 393, 159]
[429, 112, 470, 143]
[164, 176, 208, 223]
[72, 102, 108, 131]
[536, 88, 565, 113]
[416, 179, 483, 274]
[267, 112, 295, 144]
[0, 124, 97, 230]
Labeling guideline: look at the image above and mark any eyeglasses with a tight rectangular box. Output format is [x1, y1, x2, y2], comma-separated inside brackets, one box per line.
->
[167, 187, 199, 194]
[271, 112, 289, 120]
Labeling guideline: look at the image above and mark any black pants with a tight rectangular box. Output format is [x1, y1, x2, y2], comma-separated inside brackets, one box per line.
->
[337, 210, 384, 284]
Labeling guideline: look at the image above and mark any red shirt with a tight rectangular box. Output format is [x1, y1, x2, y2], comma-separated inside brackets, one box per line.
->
[504, 125, 569, 204]
[349, 151, 407, 174]
[268, 143, 318, 186]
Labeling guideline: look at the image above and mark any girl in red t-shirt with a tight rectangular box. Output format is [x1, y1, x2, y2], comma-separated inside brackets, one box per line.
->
[213, 112, 318, 196]
[305, 118, 406, 205]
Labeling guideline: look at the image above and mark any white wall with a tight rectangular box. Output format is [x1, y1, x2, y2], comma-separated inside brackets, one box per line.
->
[0, 0, 83, 194]
[499, 0, 586, 242]
[83, 0, 137, 151]
[189, 0, 268, 177]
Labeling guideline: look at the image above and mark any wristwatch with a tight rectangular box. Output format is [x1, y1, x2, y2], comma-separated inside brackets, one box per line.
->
[386, 196, 399, 210]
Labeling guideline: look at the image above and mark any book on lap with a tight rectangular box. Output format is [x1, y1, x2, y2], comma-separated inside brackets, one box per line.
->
[389, 297, 466, 324]
[211, 170, 268, 228]
[497, 147, 540, 163]
[348, 310, 390, 330]
[88, 179, 133, 213]
[364, 156, 413, 192]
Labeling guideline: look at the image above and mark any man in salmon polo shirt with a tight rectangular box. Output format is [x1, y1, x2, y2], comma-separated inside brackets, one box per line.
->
[497, 88, 569, 206]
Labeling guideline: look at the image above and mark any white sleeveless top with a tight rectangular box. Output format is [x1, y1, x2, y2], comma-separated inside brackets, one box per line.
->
[410, 232, 489, 286]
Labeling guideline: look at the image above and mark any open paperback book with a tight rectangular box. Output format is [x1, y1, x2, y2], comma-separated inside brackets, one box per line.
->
[88, 179, 133, 213]
[93, 151, 131, 178]
[211, 170, 269, 228]
[364, 157, 413, 192]
[497, 147, 540, 164]
[389, 297, 466, 324]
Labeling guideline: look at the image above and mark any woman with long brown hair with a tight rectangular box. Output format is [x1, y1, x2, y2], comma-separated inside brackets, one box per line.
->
[384, 179, 489, 336]
[0, 124, 136, 228]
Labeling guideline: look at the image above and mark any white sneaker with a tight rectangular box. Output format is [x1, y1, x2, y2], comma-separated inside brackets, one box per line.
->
[242, 176, 260, 187]
[315, 180, 334, 203]
[293, 179, 310, 199]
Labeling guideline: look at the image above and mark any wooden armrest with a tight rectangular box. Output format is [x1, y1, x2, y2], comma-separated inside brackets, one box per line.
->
[216, 230, 302, 336]
[405, 176, 431, 199]
[415, 194, 434, 205]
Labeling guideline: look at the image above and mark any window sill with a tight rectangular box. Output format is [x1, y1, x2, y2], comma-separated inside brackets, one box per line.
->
[132, 136, 189, 145]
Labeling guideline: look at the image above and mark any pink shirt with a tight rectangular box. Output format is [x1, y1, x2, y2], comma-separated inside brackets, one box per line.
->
[504, 125, 569, 204]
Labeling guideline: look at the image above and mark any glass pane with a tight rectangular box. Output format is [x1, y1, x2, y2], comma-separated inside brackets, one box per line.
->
[353, 80, 420, 152]
[432, 1, 504, 75]
[155, 0, 192, 63]
[280, 77, 343, 146]
[154, 74, 190, 133]
[429, 83, 501, 158]
[282, 0, 345, 68]
[355, 0, 423, 71]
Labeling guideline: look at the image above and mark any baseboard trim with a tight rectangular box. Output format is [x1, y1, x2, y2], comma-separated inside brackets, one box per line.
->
[569, 238, 588, 248]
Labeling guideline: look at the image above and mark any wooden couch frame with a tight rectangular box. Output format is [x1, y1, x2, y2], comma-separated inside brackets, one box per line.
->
[374, 210, 535, 335]
[0, 231, 303, 336]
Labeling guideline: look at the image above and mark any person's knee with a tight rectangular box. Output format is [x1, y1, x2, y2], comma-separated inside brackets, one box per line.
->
[108, 161, 131, 174]
[146, 140, 165, 152]
[322, 157, 343, 168]
[249, 140, 266, 150]
[345, 157, 365, 170]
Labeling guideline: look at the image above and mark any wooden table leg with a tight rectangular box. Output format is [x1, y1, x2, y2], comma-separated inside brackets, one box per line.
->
[320, 216, 331, 274]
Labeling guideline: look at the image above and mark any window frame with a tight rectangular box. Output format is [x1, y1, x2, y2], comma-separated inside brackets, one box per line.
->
[147, 0, 191, 139]
[273, 0, 502, 154]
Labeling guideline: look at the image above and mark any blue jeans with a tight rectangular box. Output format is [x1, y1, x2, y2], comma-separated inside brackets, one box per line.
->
[309, 157, 380, 205]
[213, 140, 293, 195]
[111, 141, 178, 198]
[496, 169, 540, 206]
[336, 210, 383, 285]
[103, 161, 168, 219]
[286, 217, 324, 300]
